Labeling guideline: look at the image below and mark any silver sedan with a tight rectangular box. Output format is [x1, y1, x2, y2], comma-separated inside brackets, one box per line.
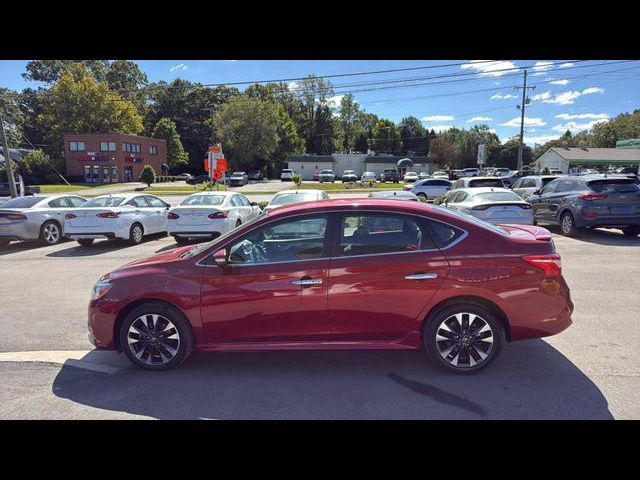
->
[407, 178, 452, 201]
[442, 187, 534, 225]
[0, 194, 87, 246]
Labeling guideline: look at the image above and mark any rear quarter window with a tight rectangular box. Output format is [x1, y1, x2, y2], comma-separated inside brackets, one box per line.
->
[588, 180, 639, 193]
[469, 179, 504, 188]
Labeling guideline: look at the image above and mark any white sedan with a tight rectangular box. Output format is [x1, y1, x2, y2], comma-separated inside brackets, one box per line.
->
[403, 171, 419, 183]
[263, 189, 329, 213]
[443, 187, 534, 225]
[167, 191, 261, 244]
[64, 193, 171, 246]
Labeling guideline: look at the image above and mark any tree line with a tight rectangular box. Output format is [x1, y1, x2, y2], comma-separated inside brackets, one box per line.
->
[2, 60, 639, 183]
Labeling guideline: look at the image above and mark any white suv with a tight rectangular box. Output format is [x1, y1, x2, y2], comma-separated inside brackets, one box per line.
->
[280, 169, 294, 181]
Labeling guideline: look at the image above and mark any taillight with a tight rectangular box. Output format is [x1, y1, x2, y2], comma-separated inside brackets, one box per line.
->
[5, 213, 27, 220]
[208, 211, 228, 219]
[167, 212, 180, 220]
[65, 213, 77, 219]
[96, 212, 121, 218]
[519, 204, 532, 209]
[579, 193, 608, 200]
[523, 254, 562, 278]
[472, 205, 490, 210]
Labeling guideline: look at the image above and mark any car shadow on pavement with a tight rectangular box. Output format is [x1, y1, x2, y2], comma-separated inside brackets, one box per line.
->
[0, 238, 73, 256]
[45, 233, 169, 257]
[51, 339, 613, 419]
[549, 226, 640, 247]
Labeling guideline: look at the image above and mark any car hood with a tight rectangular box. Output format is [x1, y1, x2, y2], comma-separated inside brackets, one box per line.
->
[114, 244, 196, 274]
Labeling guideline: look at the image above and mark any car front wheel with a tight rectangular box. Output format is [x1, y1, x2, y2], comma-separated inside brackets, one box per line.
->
[119, 302, 194, 371]
[424, 304, 502, 374]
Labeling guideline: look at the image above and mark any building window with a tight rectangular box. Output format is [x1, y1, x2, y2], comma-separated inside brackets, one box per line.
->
[123, 143, 141, 153]
[69, 141, 85, 152]
[149, 145, 158, 155]
[100, 141, 116, 152]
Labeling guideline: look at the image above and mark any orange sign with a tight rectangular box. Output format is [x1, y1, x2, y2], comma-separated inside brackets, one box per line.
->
[203, 158, 209, 172]
[216, 158, 227, 172]
[208, 145, 222, 154]
[213, 169, 223, 180]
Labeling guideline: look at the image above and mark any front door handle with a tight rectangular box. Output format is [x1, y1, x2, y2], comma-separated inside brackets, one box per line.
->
[405, 273, 438, 281]
[292, 278, 323, 287]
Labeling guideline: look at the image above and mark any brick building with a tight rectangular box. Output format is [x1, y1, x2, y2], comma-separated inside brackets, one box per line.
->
[63, 133, 167, 183]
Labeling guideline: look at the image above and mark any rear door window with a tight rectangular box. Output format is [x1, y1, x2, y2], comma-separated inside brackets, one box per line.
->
[48, 198, 69, 208]
[588, 179, 639, 193]
[127, 196, 150, 208]
[145, 196, 166, 208]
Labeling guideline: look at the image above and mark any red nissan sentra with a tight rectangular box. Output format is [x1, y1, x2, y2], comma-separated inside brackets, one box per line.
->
[88, 199, 573, 374]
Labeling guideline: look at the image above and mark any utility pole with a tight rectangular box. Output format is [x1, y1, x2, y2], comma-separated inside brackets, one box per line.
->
[514, 70, 535, 171]
[0, 113, 18, 198]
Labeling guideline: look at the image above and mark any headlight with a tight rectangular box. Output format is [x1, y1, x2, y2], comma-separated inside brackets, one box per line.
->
[91, 276, 113, 301]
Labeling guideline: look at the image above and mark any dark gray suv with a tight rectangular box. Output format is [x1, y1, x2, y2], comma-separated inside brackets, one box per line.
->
[528, 175, 640, 236]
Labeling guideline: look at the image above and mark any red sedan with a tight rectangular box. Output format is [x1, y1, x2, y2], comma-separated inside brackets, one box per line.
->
[88, 199, 573, 373]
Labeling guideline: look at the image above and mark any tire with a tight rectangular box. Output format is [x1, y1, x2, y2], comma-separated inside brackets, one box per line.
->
[423, 303, 503, 374]
[77, 238, 94, 246]
[174, 236, 189, 245]
[119, 301, 194, 371]
[39, 220, 62, 246]
[0, 239, 9, 247]
[416, 193, 428, 202]
[128, 223, 144, 245]
[621, 226, 640, 237]
[560, 211, 577, 237]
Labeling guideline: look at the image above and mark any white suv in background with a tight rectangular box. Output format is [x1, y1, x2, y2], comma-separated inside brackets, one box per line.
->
[280, 169, 294, 181]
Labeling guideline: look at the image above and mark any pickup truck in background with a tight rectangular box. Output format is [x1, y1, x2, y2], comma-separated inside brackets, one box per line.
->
[379, 169, 400, 183]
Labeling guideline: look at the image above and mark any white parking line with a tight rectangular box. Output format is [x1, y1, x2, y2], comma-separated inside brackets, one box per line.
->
[0, 350, 130, 374]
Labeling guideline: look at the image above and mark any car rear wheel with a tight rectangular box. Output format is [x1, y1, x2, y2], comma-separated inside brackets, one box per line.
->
[560, 211, 577, 236]
[39, 220, 62, 246]
[416, 193, 428, 202]
[424, 304, 502, 374]
[77, 239, 94, 246]
[128, 223, 144, 245]
[621, 226, 640, 237]
[119, 302, 194, 371]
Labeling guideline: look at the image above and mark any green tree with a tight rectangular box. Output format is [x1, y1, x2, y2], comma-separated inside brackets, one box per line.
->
[140, 165, 156, 187]
[38, 64, 143, 165]
[298, 75, 334, 151]
[211, 97, 281, 172]
[151, 118, 189, 170]
[16, 149, 52, 184]
[271, 104, 305, 177]
[0, 88, 23, 146]
[310, 105, 336, 155]
[105, 60, 148, 110]
[23, 60, 109, 83]
[371, 119, 402, 154]
[428, 136, 461, 168]
[337, 93, 362, 151]
[399, 116, 427, 155]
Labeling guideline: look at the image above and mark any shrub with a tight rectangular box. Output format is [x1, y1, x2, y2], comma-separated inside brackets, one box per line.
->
[292, 173, 301, 186]
[541, 167, 550, 175]
[257, 201, 269, 210]
[139, 165, 157, 187]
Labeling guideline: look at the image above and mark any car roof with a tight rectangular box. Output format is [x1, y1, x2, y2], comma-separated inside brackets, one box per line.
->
[455, 187, 518, 195]
[459, 176, 503, 182]
[93, 193, 156, 200]
[187, 191, 235, 197]
[276, 189, 324, 195]
[265, 198, 436, 220]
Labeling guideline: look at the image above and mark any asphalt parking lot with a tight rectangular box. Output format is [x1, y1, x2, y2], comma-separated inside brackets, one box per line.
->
[1, 199, 639, 419]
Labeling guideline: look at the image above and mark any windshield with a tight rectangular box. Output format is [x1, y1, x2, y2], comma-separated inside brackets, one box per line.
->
[0, 196, 43, 208]
[180, 195, 226, 206]
[231, 172, 244, 176]
[320, 170, 333, 174]
[269, 192, 319, 205]
[474, 192, 521, 202]
[282, 169, 292, 173]
[431, 204, 508, 235]
[589, 179, 639, 193]
[468, 179, 504, 188]
[180, 214, 264, 259]
[82, 197, 125, 208]
[344, 170, 355, 174]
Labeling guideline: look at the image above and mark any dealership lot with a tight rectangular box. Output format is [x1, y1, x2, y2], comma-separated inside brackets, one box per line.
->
[1, 196, 639, 419]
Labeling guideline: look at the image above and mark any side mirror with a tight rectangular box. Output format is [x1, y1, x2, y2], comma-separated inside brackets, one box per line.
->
[250, 201, 258, 207]
[213, 248, 228, 267]
[533, 190, 542, 196]
[165, 203, 171, 209]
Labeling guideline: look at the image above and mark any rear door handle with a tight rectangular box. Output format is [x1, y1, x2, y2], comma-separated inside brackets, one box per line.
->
[405, 273, 438, 280]
[292, 278, 323, 286]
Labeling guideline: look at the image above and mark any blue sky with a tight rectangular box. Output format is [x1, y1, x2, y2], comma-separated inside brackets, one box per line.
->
[2, 59, 639, 145]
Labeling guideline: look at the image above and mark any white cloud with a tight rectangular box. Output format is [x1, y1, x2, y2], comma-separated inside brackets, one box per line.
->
[287, 81, 299, 90]
[326, 95, 344, 110]
[428, 125, 454, 133]
[524, 134, 561, 145]
[552, 120, 608, 133]
[422, 115, 455, 122]
[544, 91, 582, 105]
[532, 91, 552, 101]
[224, 60, 238, 62]
[550, 79, 570, 85]
[559, 63, 574, 68]
[582, 87, 604, 95]
[460, 60, 518, 77]
[555, 113, 610, 120]
[490, 93, 518, 100]
[169, 63, 188, 72]
[532, 61, 553, 76]
[500, 117, 547, 128]
[467, 116, 493, 122]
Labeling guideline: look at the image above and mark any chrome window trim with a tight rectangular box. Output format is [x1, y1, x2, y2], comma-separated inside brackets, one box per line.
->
[195, 208, 469, 268]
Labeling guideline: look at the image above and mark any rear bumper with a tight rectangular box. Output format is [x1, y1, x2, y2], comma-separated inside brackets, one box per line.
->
[0, 222, 39, 241]
[168, 218, 234, 236]
[68, 232, 117, 240]
[172, 231, 221, 239]
[575, 214, 640, 228]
